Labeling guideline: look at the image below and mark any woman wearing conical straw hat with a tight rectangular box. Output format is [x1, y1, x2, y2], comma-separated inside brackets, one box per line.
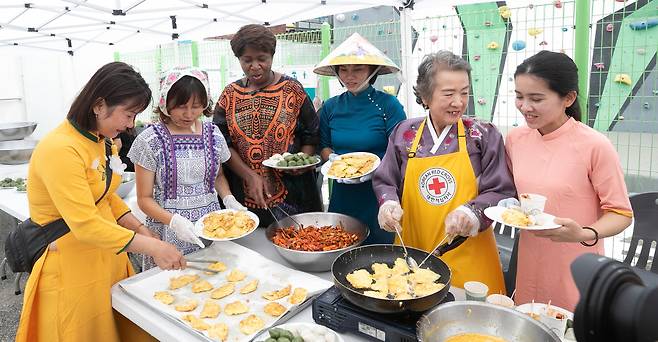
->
[314, 32, 406, 245]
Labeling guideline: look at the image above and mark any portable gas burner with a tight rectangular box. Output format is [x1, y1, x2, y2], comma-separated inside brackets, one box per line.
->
[312, 286, 454, 342]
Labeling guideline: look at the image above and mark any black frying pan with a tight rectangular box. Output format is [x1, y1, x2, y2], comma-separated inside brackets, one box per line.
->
[331, 237, 466, 314]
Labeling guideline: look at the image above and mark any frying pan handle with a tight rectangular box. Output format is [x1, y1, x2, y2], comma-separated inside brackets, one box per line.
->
[434, 235, 468, 257]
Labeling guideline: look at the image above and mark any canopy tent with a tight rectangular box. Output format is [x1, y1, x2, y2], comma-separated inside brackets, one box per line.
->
[0, 0, 413, 54]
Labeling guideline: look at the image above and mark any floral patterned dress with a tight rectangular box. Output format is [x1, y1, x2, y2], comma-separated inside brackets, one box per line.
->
[128, 121, 230, 270]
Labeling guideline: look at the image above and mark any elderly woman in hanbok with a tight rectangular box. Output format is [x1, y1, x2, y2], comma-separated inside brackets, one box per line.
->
[373, 51, 515, 293]
[17, 62, 183, 342]
[314, 33, 406, 244]
[129, 67, 244, 270]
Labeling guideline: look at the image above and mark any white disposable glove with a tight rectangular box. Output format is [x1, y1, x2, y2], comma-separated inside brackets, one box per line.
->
[336, 173, 372, 184]
[497, 197, 521, 208]
[445, 206, 479, 237]
[169, 213, 204, 248]
[377, 200, 403, 233]
[222, 195, 247, 211]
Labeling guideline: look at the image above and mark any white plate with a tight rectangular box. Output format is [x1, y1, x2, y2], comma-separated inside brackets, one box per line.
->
[516, 302, 573, 319]
[484, 206, 560, 230]
[262, 155, 321, 170]
[193, 209, 259, 241]
[253, 322, 344, 342]
[320, 152, 381, 180]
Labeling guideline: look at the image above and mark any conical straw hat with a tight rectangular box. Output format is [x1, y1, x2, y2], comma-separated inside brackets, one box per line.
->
[313, 32, 400, 76]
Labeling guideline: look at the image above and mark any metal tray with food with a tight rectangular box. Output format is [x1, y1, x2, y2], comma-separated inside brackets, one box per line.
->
[194, 209, 260, 241]
[320, 152, 380, 180]
[118, 242, 333, 342]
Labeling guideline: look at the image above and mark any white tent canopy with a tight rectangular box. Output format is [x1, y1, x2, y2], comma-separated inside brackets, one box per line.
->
[0, 0, 411, 54]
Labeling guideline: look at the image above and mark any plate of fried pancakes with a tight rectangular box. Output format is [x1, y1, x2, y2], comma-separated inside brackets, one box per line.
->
[194, 209, 260, 241]
[484, 206, 560, 230]
[321, 152, 380, 180]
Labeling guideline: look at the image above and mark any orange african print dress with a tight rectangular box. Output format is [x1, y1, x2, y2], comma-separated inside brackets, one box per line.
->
[213, 75, 321, 221]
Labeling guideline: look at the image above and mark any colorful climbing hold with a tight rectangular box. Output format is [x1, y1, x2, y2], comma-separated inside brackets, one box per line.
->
[487, 41, 499, 50]
[335, 13, 346, 22]
[618, 115, 625, 120]
[430, 35, 438, 43]
[606, 23, 614, 32]
[484, 21, 493, 27]
[477, 98, 486, 105]
[629, 18, 658, 30]
[594, 102, 600, 107]
[643, 102, 650, 109]
[474, 34, 480, 39]
[562, 27, 568, 32]
[499, 6, 511, 19]
[528, 4, 534, 9]
[637, 48, 646, 55]
[508, 77, 514, 82]
[351, 14, 359, 21]
[473, 55, 481, 61]
[453, 34, 458, 39]
[512, 40, 526, 51]
[593, 62, 605, 70]
[539, 40, 548, 46]
[554, 0, 562, 8]
[652, 90, 658, 95]
[442, 24, 447, 29]
[528, 27, 543, 37]
[614, 74, 632, 85]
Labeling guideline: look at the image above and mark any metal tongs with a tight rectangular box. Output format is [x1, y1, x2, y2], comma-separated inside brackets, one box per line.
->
[266, 203, 303, 229]
[185, 258, 221, 273]
[417, 234, 468, 268]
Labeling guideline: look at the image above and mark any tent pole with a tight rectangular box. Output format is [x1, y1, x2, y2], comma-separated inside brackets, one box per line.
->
[320, 22, 331, 101]
[574, 0, 591, 123]
[399, 6, 415, 117]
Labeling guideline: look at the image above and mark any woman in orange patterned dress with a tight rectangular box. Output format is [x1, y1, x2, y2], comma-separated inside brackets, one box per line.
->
[213, 24, 322, 226]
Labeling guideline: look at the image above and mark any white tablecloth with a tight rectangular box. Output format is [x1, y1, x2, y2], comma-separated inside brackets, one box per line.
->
[0, 163, 465, 342]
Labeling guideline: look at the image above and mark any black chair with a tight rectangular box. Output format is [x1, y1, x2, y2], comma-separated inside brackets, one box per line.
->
[493, 222, 519, 297]
[623, 192, 658, 274]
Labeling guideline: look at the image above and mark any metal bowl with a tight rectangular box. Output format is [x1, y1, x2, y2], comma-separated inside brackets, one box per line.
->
[0, 140, 38, 164]
[265, 212, 369, 272]
[115, 172, 135, 198]
[0, 122, 37, 141]
[417, 301, 561, 342]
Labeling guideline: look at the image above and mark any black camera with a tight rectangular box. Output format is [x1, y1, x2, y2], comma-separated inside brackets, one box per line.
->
[571, 253, 658, 342]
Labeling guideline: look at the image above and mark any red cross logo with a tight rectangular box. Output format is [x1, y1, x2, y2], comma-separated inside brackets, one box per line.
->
[428, 177, 446, 195]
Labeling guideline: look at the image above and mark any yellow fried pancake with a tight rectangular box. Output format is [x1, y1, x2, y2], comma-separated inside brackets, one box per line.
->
[210, 283, 235, 299]
[191, 279, 213, 293]
[371, 277, 389, 293]
[240, 279, 259, 294]
[263, 302, 287, 317]
[224, 301, 249, 315]
[502, 207, 532, 227]
[200, 300, 221, 319]
[413, 282, 445, 297]
[391, 258, 410, 276]
[387, 274, 410, 295]
[169, 274, 199, 290]
[346, 269, 373, 289]
[181, 314, 210, 331]
[175, 299, 198, 312]
[289, 287, 308, 305]
[208, 261, 227, 272]
[208, 323, 229, 341]
[239, 314, 265, 335]
[408, 268, 441, 284]
[227, 269, 247, 282]
[153, 291, 175, 305]
[363, 290, 388, 299]
[371, 263, 393, 279]
[262, 284, 291, 301]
